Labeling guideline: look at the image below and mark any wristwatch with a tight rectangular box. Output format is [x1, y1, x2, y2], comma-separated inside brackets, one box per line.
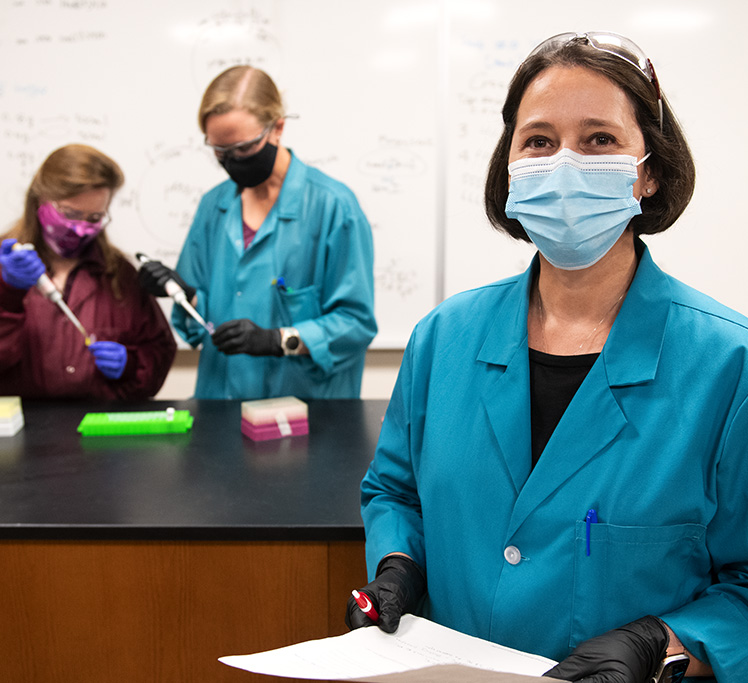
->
[279, 327, 302, 356]
[651, 653, 690, 683]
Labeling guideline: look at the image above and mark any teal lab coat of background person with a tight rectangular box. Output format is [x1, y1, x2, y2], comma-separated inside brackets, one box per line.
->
[173, 152, 377, 399]
[361, 240, 748, 682]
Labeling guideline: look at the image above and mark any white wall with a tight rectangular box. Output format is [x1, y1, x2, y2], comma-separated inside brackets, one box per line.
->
[155, 349, 403, 401]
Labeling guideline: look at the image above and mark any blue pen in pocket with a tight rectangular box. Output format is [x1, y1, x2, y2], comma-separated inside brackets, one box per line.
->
[272, 276, 294, 294]
[585, 509, 598, 556]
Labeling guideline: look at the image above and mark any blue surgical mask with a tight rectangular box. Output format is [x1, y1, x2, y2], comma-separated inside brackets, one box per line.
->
[505, 148, 649, 270]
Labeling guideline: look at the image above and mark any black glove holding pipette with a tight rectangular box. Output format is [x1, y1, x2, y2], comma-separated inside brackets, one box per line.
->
[136, 256, 196, 301]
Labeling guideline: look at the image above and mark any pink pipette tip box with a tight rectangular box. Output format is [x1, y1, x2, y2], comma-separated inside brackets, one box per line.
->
[240, 396, 309, 441]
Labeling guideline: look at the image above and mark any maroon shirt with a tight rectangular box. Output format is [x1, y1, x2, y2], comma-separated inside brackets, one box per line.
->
[0, 247, 176, 399]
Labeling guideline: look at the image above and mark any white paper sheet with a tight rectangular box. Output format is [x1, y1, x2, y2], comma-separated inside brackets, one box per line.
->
[219, 614, 558, 682]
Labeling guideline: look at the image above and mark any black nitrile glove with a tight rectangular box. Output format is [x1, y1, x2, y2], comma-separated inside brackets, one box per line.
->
[137, 258, 196, 301]
[211, 319, 282, 356]
[345, 555, 426, 634]
[544, 615, 669, 683]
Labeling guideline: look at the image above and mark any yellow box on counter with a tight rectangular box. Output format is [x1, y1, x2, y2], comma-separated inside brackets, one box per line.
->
[0, 396, 24, 437]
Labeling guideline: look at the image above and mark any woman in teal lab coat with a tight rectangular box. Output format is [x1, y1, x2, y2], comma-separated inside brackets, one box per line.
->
[139, 66, 377, 399]
[348, 33, 747, 683]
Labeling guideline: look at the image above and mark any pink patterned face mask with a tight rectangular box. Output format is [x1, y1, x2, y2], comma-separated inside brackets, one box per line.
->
[37, 202, 105, 258]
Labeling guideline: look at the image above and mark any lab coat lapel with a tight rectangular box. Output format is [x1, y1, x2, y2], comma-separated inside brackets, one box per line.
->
[219, 190, 246, 258]
[241, 151, 304, 253]
[506, 362, 628, 536]
[505, 241, 671, 538]
[478, 262, 536, 495]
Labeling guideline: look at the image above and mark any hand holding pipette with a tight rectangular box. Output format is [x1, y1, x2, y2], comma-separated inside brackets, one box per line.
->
[136, 253, 196, 301]
[1, 239, 93, 345]
[136, 253, 214, 335]
[0, 238, 46, 290]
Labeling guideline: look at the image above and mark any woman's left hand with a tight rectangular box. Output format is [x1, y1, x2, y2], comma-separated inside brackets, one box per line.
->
[211, 319, 282, 356]
[89, 341, 128, 380]
[543, 615, 668, 682]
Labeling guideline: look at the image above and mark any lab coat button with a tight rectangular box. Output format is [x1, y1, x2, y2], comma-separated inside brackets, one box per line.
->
[504, 545, 521, 565]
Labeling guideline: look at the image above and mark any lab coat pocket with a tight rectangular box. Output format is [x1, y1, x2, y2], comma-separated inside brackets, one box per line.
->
[569, 520, 706, 648]
[277, 284, 321, 325]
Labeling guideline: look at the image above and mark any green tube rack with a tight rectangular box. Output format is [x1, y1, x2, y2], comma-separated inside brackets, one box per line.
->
[77, 409, 194, 436]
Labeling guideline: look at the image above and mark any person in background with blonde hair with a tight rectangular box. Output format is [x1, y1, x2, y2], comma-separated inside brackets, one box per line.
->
[0, 144, 176, 399]
[138, 66, 377, 400]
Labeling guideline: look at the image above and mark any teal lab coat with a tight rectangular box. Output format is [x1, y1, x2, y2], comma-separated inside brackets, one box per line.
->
[361, 240, 748, 682]
[173, 152, 377, 399]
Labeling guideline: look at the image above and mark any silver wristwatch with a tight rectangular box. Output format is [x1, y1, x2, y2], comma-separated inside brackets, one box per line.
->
[279, 327, 302, 356]
[651, 653, 689, 683]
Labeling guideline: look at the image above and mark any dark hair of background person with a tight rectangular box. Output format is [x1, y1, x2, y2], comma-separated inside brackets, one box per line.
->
[484, 38, 696, 242]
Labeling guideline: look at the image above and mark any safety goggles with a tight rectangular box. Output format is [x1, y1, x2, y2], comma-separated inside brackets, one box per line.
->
[527, 32, 663, 132]
[205, 122, 275, 161]
[52, 201, 110, 227]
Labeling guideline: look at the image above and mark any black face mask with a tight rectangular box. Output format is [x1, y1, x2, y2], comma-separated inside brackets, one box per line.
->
[220, 142, 278, 188]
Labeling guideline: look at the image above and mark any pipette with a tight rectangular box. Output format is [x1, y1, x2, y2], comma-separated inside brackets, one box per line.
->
[136, 253, 214, 335]
[13, 243, 93, 345]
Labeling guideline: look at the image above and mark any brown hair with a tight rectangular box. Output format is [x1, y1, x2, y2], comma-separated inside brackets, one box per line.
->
[198, 65, 285, 133]
[484, 38, 696, 241]
[3, 144, 127, 296]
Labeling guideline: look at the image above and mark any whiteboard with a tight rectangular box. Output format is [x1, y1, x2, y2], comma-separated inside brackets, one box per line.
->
[0, 0, 440, 349]
[1, 0, 747, 349]
[443, 0, 748, 315]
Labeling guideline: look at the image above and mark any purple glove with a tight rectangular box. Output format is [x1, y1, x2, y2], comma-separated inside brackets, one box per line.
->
[0, 238, 46, 290]
[89, 341, 128, 380]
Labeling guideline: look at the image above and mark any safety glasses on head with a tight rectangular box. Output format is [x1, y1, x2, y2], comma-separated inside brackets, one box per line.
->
[527, 32, 663, 132]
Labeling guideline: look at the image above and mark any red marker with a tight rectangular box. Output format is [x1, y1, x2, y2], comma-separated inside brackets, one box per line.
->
[351, 589, 380, 623]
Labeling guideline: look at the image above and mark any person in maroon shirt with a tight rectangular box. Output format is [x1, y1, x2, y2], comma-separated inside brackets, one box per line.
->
[0, 144, 176, 399]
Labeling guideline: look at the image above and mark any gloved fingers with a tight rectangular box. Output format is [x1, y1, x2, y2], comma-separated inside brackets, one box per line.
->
[345, 593, 379, 631]
[17, 253, 46, 279]
[543, 663, 595, 680]
[94, 362, 126, 380]
[0, 243, 46, 289]
[89, 340, 125, 358]
[137, 260, 174, 296]
[89, 341, 127, 379]
[211, 319, 243, 339]
[544, 659, 620, 682]
[376, 586, 406, 634]
[211, 320, 248, 354]
[214, 338, 246, 355]
[151, 265, 173, 286]
[95, 359, 121, 372]
[544, 665, 612, 682]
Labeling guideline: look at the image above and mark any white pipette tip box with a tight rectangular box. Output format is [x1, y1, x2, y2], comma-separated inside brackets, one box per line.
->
[240, 396, 308, 441]
[0, 396, 24, 437]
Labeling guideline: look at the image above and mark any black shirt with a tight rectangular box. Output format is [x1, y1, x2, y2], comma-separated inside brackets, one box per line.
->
[529, 348, 599, 467]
